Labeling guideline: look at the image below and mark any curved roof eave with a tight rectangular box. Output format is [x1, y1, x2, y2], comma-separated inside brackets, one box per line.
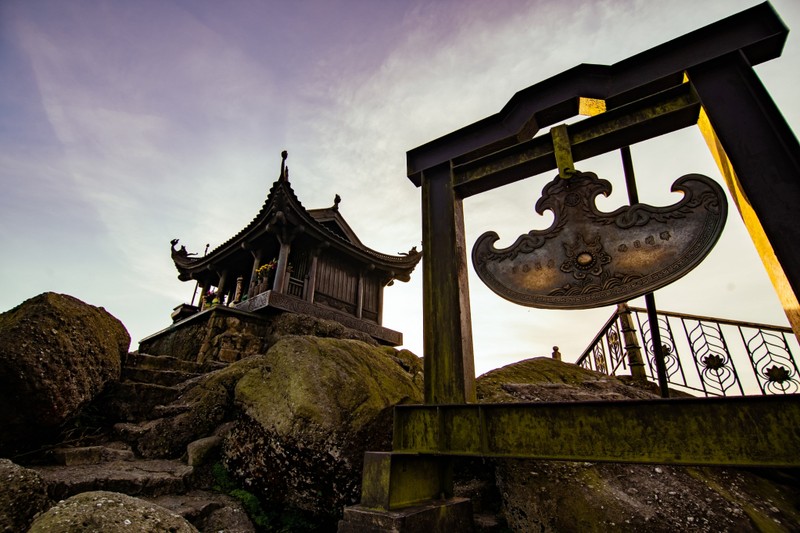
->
[172, 178, 421, 279]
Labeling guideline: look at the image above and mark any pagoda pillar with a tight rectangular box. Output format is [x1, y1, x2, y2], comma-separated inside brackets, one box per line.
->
[356, 272, 364, 319]
[233, 276, 244, 304]
[306, 251, 319, 303]
[248, 249, 263, 298]
[273, 242, 291, 293]
[199, 281, 209, 311]
[217, 269, 229, 305]
[377, 280, 384, 325]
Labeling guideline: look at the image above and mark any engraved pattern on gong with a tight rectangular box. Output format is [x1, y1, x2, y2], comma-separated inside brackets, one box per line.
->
[472, 171, 727, 309]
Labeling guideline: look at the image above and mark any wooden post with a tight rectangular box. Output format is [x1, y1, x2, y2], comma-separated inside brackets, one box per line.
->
[216, 269, 228, 306]
[377, 278, 384, 325]
[247, 250, 262, 298]
[273, 242, 291, 293]
[305, 252, 319, 303]
[356, 272, 364, 319]
[617, 303, 647, 381]
[233, 276, 244, 304]
[198, 281, 208, 311]
[421, 163, 476, 405]
[690, 52, 800, 342]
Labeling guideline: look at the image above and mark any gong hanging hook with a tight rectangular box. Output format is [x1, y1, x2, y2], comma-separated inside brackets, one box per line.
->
[551, 124, 576, 180]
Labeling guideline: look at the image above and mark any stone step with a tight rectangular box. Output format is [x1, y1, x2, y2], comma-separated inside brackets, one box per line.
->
[32, 459, 194, 501]
[145, 490, 257, 533]
[105, 381, 184, 422]
[123, 366, 202, 387]
[127, 353, 226, 374]
[153, 403, 192, 418]
[114, 420, 160, 447]
[45, 443, 135, 466]
[114, 419, 187, 459]
[474, 513, 506, 532]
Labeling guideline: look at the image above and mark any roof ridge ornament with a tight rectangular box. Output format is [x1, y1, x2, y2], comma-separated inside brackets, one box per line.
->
[280, 150, 289, 182]
[333, 194, 341, 210]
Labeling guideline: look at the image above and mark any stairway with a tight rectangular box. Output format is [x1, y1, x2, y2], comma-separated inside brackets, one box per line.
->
[27, 353, 255, 533]
[104, 354, 223, 423]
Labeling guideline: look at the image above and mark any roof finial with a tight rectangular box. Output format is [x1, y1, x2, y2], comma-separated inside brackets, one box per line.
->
[333, 194, 341, 210]
[280, 150, 288, 182]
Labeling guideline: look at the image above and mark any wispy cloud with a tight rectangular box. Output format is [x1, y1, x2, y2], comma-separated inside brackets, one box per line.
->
[1, 0, 797, 365]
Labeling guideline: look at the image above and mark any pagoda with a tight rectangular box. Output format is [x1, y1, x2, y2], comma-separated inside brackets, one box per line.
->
[163, 151, 421, 347]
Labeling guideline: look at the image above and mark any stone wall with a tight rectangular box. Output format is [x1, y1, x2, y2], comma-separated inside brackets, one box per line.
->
[138, 306, 380, 364]
[139, 307, 270, 363]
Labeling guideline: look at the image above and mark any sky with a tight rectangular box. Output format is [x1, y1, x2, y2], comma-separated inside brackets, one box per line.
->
[2, 0, 799, 376]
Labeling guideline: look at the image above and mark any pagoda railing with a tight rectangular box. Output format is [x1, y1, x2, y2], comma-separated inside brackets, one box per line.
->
[249, 277, 271, 299]
[246, 275, 305, 300]
[576, 305, 800, 396]
[286, 276, 305, 298]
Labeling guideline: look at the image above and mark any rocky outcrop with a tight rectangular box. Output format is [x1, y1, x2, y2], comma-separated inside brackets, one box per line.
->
[223, 336, 424, 526]
[106, 336, 424, 528]
[7, 288, 796, 531]
[475, 357, 800, 532]
[477, 356, 663, 402]
[0, 292, 424, 531]
[0, 459, 51, 532]
[0, 292, 130, 456]
[263, 313, 377, 346]
[28, 490, 197, 532]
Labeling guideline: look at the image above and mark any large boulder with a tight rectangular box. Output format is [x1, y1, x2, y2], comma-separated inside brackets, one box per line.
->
[223, 336, 423, 526]
[263, 312, 378, 346]
[129, 340, 421, 462]
[0, 293, 130, 455]
[475, 357, 800, 532]
[0, 459, 51, 532]
[28, 490, 197, 532]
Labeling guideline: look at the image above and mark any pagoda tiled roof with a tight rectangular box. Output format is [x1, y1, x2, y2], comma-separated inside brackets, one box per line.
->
[171, 169, 421, 280]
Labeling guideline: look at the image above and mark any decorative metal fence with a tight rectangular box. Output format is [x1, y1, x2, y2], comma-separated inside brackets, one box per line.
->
[576, 305, 800, 396]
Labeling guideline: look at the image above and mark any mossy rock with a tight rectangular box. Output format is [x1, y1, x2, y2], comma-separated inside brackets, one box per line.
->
[477, 357, 661, 403]
[0, 292, 130, 455]
[264, 312, 378, 347]
[234, 336, 421, 432]
[224, 335, 423, 522]
[28, 491, 197, 532]
[475, 357, 800, 532]
[0, 459, 51, 532]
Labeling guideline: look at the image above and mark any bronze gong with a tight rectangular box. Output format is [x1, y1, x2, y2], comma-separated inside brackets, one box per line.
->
[472, 170, 727, 309]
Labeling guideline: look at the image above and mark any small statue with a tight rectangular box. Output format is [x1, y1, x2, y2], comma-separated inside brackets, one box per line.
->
[400, 246, 420, 256]
[170, 239, 196, 257]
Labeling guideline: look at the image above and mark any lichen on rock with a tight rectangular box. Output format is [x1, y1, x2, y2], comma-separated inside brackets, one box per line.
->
[223, 335, 423, 524]
[0, 459, 52, 532]
[473, 357, 800, 532]
[28, 490, 197, 532]
[0, 292, 130, 456]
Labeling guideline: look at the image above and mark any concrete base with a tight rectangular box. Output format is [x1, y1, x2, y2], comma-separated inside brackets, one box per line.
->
[338, 498, 474, 533]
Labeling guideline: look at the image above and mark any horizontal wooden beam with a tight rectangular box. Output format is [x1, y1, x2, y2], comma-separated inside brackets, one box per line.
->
[393, 394, 800, 467]
[407, 2, 787, 182]
[452, 83, 701, 197]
